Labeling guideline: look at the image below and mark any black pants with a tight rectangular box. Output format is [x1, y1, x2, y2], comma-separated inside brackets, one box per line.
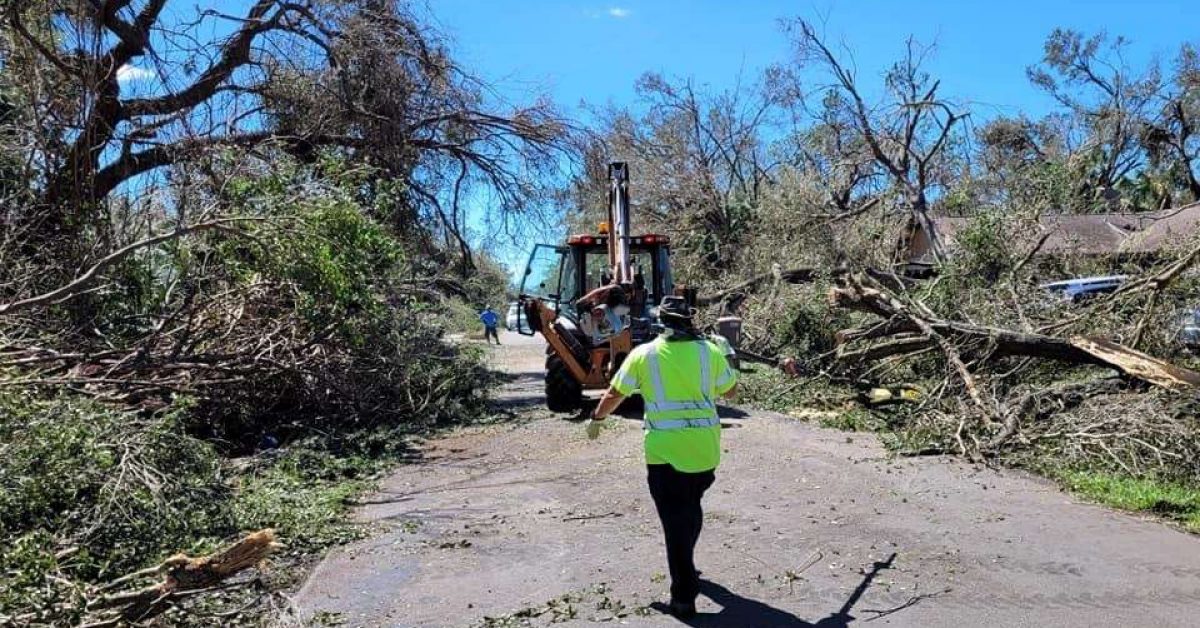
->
[647, 463, 716, 603]
[484, 325, 499, 344]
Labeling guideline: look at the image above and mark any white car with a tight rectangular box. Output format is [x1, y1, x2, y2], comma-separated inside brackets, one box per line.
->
[1179, 308, 1200, 353]
[505, 303, 529, 332]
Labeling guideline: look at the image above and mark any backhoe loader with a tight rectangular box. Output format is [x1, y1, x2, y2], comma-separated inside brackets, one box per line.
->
[517, 162, 742, 411]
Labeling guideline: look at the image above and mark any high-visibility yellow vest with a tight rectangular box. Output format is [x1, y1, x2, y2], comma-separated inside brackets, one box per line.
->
[611, 335, 737, 472]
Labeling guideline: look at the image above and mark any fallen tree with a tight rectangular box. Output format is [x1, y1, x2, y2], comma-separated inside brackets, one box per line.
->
[819, 272, 1200, 458]
[829, 273, 1200, 391]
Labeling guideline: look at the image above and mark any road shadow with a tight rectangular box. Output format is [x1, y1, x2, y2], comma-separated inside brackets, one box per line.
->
[650, 554, 898, 627]
[486, 369, 552, 411]
[717, 405, 749, 419]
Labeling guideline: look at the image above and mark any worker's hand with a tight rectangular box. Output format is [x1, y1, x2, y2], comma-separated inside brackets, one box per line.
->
[586, 419, 603, 440]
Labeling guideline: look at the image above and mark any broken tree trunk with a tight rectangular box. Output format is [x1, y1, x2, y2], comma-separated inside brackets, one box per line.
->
[70, 529, 281, 627]
[1068, 337, 1200, 390]
[830, 274, 1200, 391]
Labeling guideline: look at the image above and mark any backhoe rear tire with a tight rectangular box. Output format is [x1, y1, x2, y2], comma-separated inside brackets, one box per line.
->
[545, 355, 583, 413]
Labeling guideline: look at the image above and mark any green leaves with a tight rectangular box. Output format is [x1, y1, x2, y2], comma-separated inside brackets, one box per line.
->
[0, 395, 231, 615]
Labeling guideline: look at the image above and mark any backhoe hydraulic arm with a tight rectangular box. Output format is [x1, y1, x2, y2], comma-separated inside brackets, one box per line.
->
[607, 162, 633, 285]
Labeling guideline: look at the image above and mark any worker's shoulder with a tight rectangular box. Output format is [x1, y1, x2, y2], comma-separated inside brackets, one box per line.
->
[703, 337, 732, 357]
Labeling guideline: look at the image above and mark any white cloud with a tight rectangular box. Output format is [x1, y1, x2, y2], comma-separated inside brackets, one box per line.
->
[116, 64, 155, 83]
[607, 7, 631, 18]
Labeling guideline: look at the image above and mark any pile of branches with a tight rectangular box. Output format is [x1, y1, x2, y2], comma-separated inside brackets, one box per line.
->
[822, 266, 1200, 462]
[1014, 388, 1200, 480]
[0, 191, 487, 445]
[0, 218, 267, 403]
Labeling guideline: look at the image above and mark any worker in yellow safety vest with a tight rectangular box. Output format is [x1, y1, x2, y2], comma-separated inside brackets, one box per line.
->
[586, 296, 737, 619]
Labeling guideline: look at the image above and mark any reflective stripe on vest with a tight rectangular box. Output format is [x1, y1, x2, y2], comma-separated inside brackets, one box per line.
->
[646, 348, 669, 401]
[698, 341, 712, 404]
[645, 416, 720, 431]
[646, 400, 714, 413]
[642, 339, 719, 431]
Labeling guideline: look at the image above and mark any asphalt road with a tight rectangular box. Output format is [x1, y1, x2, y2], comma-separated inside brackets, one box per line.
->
[294, 330, 1200, 627]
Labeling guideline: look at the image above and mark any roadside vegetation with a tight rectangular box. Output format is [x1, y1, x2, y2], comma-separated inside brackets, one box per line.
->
[1058, 471, 1200, 531]
[0, 1, 557, 624]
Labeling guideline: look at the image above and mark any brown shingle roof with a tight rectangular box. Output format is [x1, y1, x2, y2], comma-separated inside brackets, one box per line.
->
[909, 202, 1200, 263]
[1128, 205, 1200, 252]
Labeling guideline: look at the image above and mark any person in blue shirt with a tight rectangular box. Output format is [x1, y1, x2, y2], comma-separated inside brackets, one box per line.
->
[480, 305, 500, 344]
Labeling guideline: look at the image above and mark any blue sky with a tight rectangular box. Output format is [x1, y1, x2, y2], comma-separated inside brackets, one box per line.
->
[429, 0, 1198, 120]
[425, 0, 1199, 277]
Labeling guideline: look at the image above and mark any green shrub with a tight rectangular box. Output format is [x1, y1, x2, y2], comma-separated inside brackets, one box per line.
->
[750, 285, 850, 358]
[941, 211, 1015, 287]
[446, 298, 488, 336]
[0, 395, 231, 575]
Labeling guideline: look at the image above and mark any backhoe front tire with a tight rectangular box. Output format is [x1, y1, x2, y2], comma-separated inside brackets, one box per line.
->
[545, 355, 583, 413]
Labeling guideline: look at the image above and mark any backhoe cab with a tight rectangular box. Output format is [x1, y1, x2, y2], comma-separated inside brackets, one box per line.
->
[517, 162, 685, 412]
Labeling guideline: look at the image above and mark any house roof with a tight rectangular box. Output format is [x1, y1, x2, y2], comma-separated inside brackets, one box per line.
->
[911, 202, 1200, 263]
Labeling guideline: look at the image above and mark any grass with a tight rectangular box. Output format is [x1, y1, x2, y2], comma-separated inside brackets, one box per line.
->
[1058, 470, 1200, 531]
[817, 406, 887, 432]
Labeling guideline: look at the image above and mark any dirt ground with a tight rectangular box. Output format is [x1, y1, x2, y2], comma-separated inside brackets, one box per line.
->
[294, 331, 1200, 627]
